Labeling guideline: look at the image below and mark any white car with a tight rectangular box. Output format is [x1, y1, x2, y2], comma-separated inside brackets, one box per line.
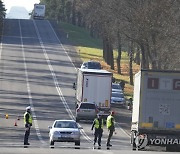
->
[111, 92, 125, 105]
[49, 120, 82, 147]
[112, 83, 123, 93]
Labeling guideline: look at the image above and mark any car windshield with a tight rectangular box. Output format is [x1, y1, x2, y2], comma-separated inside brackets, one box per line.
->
[80, 103, 96, 109]
[112, 93, 124, 98]
[112, 84, 121, 89]
[88, 62, 101, 69]
[54, 121, 78, 128]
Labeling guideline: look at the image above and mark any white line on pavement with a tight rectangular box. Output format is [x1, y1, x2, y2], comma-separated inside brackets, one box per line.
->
[33, 20, 92, 143]
[18, 20, 46, 146]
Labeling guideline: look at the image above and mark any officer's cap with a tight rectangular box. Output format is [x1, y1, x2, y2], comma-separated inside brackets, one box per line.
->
[26, 106, 31, 111]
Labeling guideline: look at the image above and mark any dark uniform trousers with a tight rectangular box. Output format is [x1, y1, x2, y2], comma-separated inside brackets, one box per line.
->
[107, 128, 114, 146]
[24, 125, 31, 145]
[94, 128, 103, 146]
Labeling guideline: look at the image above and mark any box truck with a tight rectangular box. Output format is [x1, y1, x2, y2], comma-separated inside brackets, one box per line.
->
[75, 68, 112, 119]
[131, 70, 180, 151]
[33, 4, 45, 19]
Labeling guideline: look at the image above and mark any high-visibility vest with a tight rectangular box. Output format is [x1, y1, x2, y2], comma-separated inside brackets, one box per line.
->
[94, 118, 104, 129]
[106, 115, 114, 128]
[24, 112, 32, 124]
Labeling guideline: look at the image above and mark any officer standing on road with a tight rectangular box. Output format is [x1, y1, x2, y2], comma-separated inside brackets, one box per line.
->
[91, 114, 104, 149]
[24, 106, 32, 147]
[106, 111, 115, 148]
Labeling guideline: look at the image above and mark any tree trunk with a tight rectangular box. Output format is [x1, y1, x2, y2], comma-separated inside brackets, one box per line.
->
[103, 36, 108, 63]
[134, 45, 140, 65]
[117, 32, 122, 74]
[72, 0, 76, 25]
[140, 43, 147, 69]
[109, 42, 114, 70]
[129, 41, 134, 85]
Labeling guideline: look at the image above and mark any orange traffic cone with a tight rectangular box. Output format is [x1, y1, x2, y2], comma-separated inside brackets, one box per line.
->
[14, 120, 17, 126]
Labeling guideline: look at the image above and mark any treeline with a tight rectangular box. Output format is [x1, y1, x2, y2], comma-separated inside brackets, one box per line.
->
[40, 0, 180, 83]
[0, 0, 6, 36]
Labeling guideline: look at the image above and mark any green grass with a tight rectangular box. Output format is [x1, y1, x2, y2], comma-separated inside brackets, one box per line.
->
[60, 22, 102, 49]
[59, 22, 139, 98]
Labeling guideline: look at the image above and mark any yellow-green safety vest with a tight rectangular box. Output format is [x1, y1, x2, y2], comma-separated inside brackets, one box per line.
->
[94, 119, 104, 129]
[24, 112, 32, 124]
[106, 115, 114, 128]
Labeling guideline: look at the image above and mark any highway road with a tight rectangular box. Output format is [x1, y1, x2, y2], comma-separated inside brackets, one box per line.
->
[0, 19, 177, 154]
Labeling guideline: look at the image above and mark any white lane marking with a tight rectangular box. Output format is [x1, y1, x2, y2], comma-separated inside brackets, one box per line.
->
[116, 122, 131, 138]
[18, 20, 46, 145]
[0, 42, 2, 60]
[0, 21, 4, 60]
[47, 20, 130, 142]
[33, 20, 91, 143]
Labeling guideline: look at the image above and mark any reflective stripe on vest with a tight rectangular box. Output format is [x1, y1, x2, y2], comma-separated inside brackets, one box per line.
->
[94, 119, 104, 129]
[106, 115, 113, 128]
[24, 112, 32, 124]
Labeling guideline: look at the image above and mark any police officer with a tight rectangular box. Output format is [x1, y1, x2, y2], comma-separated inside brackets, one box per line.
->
[106, 111, 115, 147]
[91, 114, 104, 149]
[24, 106, 32, 146]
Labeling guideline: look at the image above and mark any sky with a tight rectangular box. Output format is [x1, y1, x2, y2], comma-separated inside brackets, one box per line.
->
[3, 0, 40, 19]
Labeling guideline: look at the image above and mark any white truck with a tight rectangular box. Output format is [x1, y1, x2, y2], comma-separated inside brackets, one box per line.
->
[131, 70, 180, 151]
[75, 68, 112, 118]
[33, 4, 45, 19]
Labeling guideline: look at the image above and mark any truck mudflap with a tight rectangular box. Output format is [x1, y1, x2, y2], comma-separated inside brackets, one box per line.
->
[131, 129, 180, 151]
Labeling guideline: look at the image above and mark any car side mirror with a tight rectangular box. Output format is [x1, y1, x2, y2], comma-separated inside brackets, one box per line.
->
[48, 126, 52, 129]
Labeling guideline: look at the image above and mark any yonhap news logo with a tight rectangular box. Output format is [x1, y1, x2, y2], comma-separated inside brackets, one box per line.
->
[150, 138, 180, 145]
[135, 134, 180, 149]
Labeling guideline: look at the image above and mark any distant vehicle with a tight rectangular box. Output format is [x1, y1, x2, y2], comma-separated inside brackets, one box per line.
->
[80, 61, 101, 69]
[111, 92, 125, 105]
[49, 120, 82, 147]
[33, 4, 45, 19]
[131, 70, 180, 151]
[76, 102, 98, 122]
[75, 69, 112, 119]
[112, 83, 123, 93]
